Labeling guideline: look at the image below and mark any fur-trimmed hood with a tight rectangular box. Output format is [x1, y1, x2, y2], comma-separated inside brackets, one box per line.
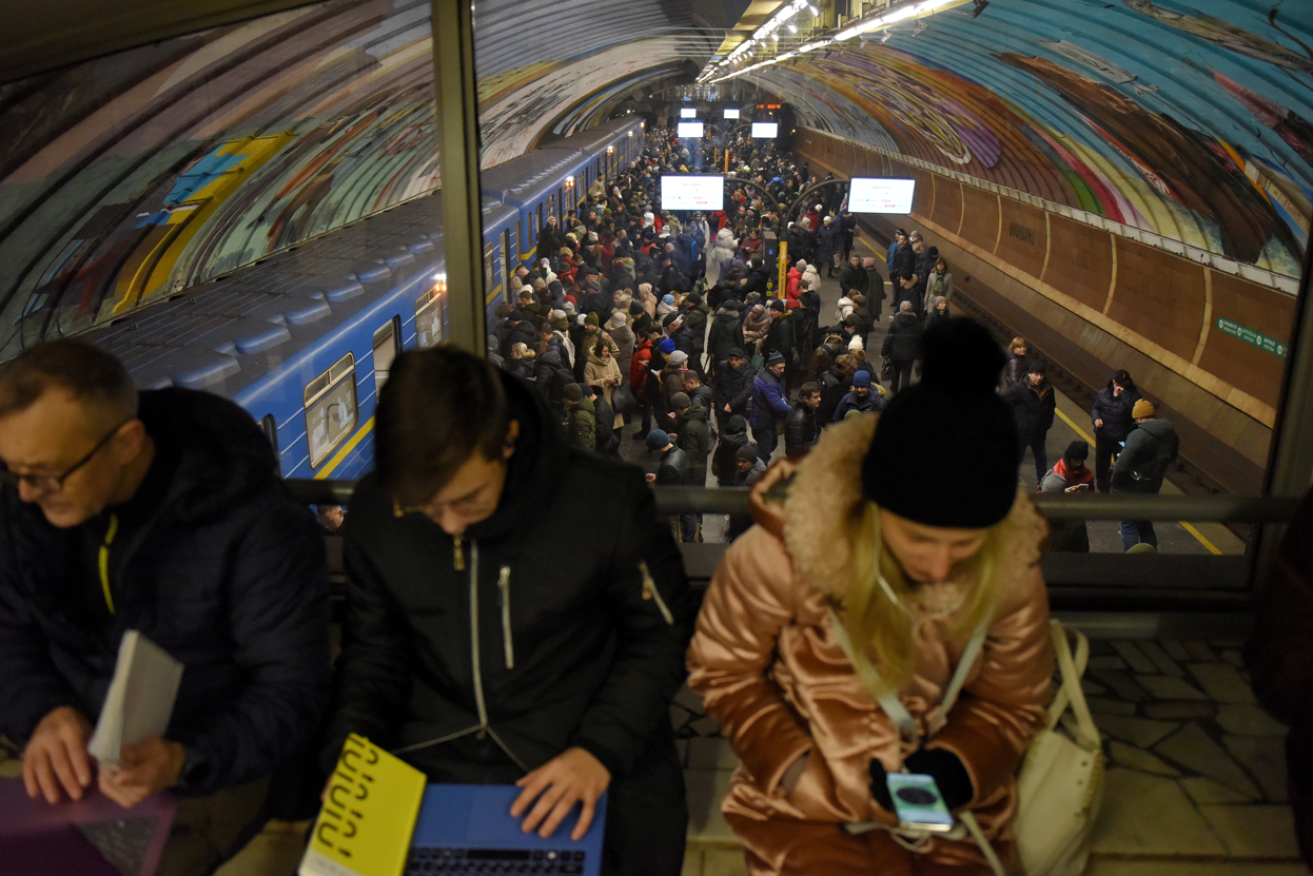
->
[748, 415, 1048, 600]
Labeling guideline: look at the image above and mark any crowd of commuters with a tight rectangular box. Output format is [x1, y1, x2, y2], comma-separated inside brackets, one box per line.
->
[0, 126, 1215, 876]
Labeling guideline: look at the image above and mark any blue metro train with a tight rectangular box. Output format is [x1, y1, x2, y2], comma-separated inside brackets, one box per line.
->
[82, 117, 647, 482]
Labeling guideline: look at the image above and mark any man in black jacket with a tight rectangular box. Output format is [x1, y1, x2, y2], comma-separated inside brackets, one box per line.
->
[0, 340, 330, 876]
[1002, 360, 1058, 485]
[881, 301, 923, 395]
[712, 349, 754, 431]
[1090, 368, 1141, 493]
[327, 349, 692, 876]
[784, 382, 822, 458]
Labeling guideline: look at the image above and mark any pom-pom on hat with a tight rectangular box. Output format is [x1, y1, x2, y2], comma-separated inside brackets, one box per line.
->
[1132, 399, 1156, 419]
[863, 317, 1019, 528]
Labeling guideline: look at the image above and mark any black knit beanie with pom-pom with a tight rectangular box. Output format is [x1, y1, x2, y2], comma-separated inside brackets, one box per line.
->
[862, 317, 1020, 528]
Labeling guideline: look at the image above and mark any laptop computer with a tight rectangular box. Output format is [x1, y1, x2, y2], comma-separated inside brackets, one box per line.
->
[404, 785, 607, 876]
[0, 777, 176, 876]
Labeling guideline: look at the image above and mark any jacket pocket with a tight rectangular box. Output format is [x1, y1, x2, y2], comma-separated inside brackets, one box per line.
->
[498, 565, 514, 669]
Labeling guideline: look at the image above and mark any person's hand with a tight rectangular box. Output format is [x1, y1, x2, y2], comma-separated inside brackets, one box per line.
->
[511, 748, 611, 841]
[645, 472, 656, 483]
[23, 706, 94, 803]
[1094, 418, 1104, 428]
[97, 737, 186, 809]
[1065, 484, 1090, 494]
[723, 404, 731, 413]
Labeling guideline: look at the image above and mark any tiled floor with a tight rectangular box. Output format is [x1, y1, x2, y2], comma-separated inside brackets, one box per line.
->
[673, 634, 1305, 876]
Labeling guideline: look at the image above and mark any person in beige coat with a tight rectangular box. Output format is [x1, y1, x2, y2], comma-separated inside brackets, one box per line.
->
[688, 318, 1053, 875]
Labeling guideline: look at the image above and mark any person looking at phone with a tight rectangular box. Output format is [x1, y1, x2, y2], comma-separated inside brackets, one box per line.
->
[687, 318, 1054, 875]
[1040, 441, 1095, 553]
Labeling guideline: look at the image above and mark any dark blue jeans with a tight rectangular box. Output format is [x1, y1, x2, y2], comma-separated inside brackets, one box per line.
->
[1120, 520, 1157, 551]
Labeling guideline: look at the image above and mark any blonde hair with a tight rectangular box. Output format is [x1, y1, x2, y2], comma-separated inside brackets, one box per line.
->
[841, 505, 1010, 696]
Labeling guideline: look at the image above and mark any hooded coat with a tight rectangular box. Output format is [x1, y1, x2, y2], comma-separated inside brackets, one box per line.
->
[707, 229, 739, 285]
[1001, 378, 1057, 443]
[686, 416, 1052, 874]
[708, 309, 746, 365]
[881, 310, 923, 364]
[566, 397, 597, 450]
[0, 389, 331, 797]
[1111, 418, 1179, 495]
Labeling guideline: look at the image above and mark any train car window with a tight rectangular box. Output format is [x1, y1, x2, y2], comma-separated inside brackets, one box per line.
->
[259, 414, 281, 477]
[415, 281, 447, 349]
[372, 316, 400, 394]
[548, 193, 556, 224]
[501, 230, 511, 292]
[304, 353, 357, 470]
[483, 242, 495, 302]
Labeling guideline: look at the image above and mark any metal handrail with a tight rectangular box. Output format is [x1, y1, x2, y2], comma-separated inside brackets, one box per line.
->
[285, 480, 1301, 522]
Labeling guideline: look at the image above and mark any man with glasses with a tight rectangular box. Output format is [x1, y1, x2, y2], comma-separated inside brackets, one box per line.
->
[0, 340, 331, 876]
[323, 347, 692, 876]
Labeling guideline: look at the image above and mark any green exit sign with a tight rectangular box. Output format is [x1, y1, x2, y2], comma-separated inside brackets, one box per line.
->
[1216, 318, 1287, 358]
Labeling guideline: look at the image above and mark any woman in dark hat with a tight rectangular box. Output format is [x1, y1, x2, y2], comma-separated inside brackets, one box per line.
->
[689, 318, 1054, 875]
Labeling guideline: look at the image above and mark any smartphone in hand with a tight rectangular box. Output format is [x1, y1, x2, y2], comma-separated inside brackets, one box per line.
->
[886, 772, 955, 833]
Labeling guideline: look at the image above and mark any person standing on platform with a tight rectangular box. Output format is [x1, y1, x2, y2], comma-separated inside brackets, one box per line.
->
[784, 382, 823, 459]
[0, 341, 331, 876]
[751, 353, 791, 461]
[1002, 361, 1057, 486]
[1039, 440, 1094, 553]
[881, 301, 922, 395]
[1090, 369, 1141, 493]
[833, 371, 885, 421]
[713, 348, 754, 432]
[862, 257, 886, 325]
[327, 349, 692, 876]
[671, 392, 711, 543]
[1111, 399, 1179, 551]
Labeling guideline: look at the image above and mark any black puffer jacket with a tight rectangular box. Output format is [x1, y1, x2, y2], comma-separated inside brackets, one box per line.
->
[882, 310, 923, 362]
[712, 415, 751, 486]
[784, 402, 820, 458]
[325, 375, 692, 781]
[707, 309, 744, 364]
[0, 389, 331, 796]
[1002, 378, 1058, 441]
[713, 359, 755, 419]
[1091, 378, 1142, 443]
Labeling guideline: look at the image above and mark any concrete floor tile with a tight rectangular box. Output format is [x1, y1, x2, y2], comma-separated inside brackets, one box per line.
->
[1137, 642, 1185, 677]
[686, 769, 737, 842]
[1223, 734, 1289, 803]
[1084, 859, 1309, 875]
[1112, 641, 1158, 674]
[1142, 701, 1217, 720]
[682, 850, 703, 876]
[688, 737, 740, 771]
[215, 827, 306, 876]
[700, 847, 749, 876]
[1138, 675, 1209, 701]
[1097, 714, 1179, 749]
[1090, 669, 1151, 703]
[1089, 655, 1127, 671]
[1109, 741, 1180, 777]
[1161, 640, 1191, 662]
[1189, 663, 1257, 705]
[1087, 697, 1138, 716]
[1091, 768, 1226, 856]
[1180, 776, 1258, 805]
[1199, 804, 1300, 858]
[1154, 722, 1261, 799]
[1184, 641, 1218, 662]
[1216, 703, 1287, 737]
[1220, 648, 1245, 668]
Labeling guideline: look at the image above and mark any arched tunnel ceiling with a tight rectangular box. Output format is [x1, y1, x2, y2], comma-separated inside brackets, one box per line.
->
[741, 0, 1312, 276]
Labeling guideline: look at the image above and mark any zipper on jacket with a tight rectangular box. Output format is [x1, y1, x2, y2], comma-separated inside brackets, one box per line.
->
[453, 530, 465, 571]
[498, 565, 514, 670]
[469, 542, 489, 739]
[640, 561, 674, 625]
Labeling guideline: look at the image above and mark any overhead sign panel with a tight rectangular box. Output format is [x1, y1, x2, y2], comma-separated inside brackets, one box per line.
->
[676, 121, 705, 138]
[680, 107, 697, 118]
[724, 108, 740, 119]
[751, 122, 778, 138]
[849, 177, 916, 213]
[661, 175, 724, 211]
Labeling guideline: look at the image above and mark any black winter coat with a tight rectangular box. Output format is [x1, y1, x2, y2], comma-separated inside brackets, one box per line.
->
[707, 311, 745, 364]
[0, 389, 331, 796]
[1091, 379, 1142, 443]
[818, 366, 849, 424]
[326, 375, 692, 782]
[676, 406, 712, 485]
[784, 403, 820, 458]
[1002, 379, 1058, 441]
[713, 360, 755, 418]
[712, 416, 751, 486]
[882, 311, 923, 363]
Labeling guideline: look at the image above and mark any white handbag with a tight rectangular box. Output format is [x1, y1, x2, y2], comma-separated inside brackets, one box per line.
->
[1009, 620, 1105, 876]
[830, 611, 1103, 876]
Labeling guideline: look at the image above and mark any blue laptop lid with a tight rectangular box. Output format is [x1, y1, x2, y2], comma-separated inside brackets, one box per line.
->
[408, 784, 606, 876]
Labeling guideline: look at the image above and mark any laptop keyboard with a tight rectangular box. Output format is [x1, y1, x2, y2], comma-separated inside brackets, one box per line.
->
[406, 847, 586, 874]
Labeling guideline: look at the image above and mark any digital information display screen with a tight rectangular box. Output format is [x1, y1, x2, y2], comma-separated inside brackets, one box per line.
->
[661, 175, 725, 211]
[751, 122, 779, 138]
[723, 108, 740, 119]
[849, 177, 917, 213]
[676, 121, 705, 138]
[680, 107, 697, 118]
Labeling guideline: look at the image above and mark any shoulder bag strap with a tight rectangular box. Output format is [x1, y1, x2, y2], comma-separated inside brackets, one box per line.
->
[1050, 620, 1099, 748]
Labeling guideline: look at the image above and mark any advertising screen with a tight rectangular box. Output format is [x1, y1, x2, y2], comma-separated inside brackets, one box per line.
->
[751, 122, 779, 138]
[723, 108, 740, 119]
[676, 121, 705, 138]
[680, 107, 697, 118]
[849, 178, 916, 213]
[661, 175, 724, 211]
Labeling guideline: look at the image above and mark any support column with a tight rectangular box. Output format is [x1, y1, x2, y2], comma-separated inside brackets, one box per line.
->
[431, 0, 486, 354]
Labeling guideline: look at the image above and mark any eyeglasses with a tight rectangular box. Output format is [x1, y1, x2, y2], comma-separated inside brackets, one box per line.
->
[0, 419, 131, 494]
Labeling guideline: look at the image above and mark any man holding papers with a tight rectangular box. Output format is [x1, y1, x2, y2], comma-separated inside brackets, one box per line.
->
[0, 340, 331, 876]
[324, 347, 693, 876]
